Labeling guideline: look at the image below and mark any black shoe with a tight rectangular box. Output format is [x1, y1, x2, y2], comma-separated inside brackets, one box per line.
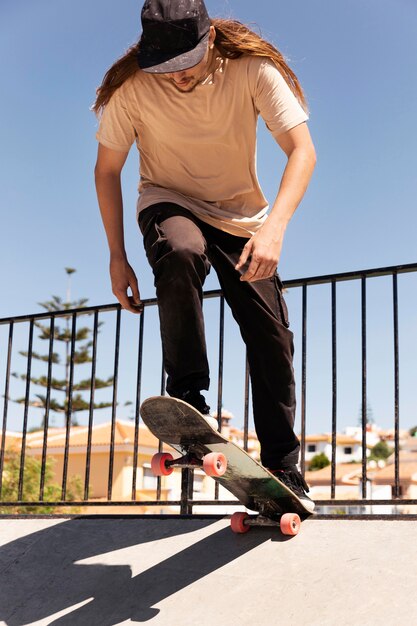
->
[271, 466, 315, 513]
[179, 390, 218, 430]
[179, 390, 211, 415]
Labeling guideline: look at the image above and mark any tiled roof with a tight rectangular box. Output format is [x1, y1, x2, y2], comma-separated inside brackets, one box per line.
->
[0, 430, 23, 450]
[305, 463, 363, 486]
[305, 434, 366, 446]
[370, 460, 417, 484]
[305, 434, 329, 443]
[305, 458, 417, 487]
[5, 421, 165, 451]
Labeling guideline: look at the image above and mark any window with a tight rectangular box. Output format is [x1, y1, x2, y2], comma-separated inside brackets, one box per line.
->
[344, 447, 353, 455]
[307, 444, 317, 453]
[143, 465, 158, 490]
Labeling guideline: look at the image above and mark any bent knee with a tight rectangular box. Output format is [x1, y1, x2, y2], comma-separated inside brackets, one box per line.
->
[172, 241, 206, 262]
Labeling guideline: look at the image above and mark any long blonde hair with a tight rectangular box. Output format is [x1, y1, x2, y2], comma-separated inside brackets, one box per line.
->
[92, 18, 308, 116]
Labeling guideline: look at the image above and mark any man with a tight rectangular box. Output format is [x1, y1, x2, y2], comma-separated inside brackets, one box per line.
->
[94, 0, 316, 509]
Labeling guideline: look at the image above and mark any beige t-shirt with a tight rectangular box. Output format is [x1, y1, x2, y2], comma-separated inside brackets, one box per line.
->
[96, 51, 309, 237]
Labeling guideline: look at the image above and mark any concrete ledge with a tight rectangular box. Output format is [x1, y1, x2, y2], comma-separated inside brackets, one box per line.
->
[1, 517, 416, 625]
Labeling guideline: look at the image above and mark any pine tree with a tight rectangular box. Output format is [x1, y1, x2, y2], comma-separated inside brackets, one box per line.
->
[12, 269, 113, 426]
[358, 401, 375, 426]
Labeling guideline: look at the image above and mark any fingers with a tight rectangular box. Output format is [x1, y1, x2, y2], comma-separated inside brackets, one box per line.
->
[236, 238, 277, 282]
[113, 288, 143, 314]
[128, 271, 143, 312]
[240, 261, 277, 282]
[239, 251, 277, 282]
[235, 240, 252, 272]
[113, 289, 132, 312]
[127, 295, 144, 313]
[111, 262, 143, 314]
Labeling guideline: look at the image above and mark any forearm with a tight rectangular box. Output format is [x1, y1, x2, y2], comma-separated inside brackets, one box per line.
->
[236, 146, 315, 281]
[267, 147, 316, 232]
[95, 171, 127, 259]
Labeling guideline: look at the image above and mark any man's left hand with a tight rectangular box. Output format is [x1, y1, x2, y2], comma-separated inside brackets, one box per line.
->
[235, 222, 285, 282]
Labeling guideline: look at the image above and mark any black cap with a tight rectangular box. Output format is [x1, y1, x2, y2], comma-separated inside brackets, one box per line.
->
[137, 0, 211, 74]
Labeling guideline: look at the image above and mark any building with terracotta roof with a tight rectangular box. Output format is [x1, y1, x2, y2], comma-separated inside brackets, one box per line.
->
[0, 413, 254, 514]
[368, 439, 417, 514]
[304, 433, 372, 465]
[1, 421, 178, 513]
[304, 435, 417, 514]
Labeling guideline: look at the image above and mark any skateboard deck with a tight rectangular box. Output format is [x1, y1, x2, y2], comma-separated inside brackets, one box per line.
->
[140, 396, 313, 534]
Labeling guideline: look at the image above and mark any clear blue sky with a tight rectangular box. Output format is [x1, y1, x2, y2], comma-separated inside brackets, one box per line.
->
[1, 0, 416, 435]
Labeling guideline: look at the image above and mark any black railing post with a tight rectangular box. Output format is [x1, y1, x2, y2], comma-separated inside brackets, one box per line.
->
[132, 309, 145, 501]
[243, 355, 250, 452]
[156, 361, 166, 504]
[84, 310, 98, 501]
[62, 313, 76, 501]
[361, 276, 368, 500]
[393, 272, 400, 499]
[180, 467, 194, 515]
[214, 295, 225, 502]
[216, 295, 225, 434]
[0, 322, 14, 499]
[39, 315, 55, 501]
[331, 282, 337, 499]
[18, 318, 34, 501]
[300, 284, 307, 476]
[107, 307, 121, 501]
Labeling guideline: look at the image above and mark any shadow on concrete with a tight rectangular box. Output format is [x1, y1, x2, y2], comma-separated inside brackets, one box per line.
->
[0, 516, 288, 624]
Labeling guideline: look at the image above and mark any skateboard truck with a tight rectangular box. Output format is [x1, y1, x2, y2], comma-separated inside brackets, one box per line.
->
[151, 451, 228, 477]
[230, 511, 301, 536]
[230, 499, 302, 536]
[151, 452, 301, 536]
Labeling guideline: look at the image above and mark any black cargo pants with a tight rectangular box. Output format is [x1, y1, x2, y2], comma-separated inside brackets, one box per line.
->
[138, 202, 300, 469]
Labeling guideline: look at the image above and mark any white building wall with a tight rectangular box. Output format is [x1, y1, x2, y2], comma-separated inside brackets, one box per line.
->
[305, 441, 327, 463]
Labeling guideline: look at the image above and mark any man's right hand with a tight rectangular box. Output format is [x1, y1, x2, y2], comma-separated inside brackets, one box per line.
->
[110, 255, 143, 314]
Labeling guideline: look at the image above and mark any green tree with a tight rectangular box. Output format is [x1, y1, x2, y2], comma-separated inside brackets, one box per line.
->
[0, 450, 82, 514]
[409, 426, 417, 437]
[12, 268, 113, 426]
[368, 441, 393, 462]
[309, 452, 331, 471]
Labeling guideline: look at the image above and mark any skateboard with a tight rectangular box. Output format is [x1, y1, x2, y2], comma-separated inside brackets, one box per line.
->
[140, 396, 314, 535]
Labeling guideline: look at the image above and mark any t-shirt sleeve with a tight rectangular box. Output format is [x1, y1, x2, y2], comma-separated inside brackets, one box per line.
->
[95, 88, 136, 152]
[251, 58, 309, 139]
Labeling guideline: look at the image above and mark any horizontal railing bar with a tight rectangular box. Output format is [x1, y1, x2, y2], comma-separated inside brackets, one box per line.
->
[1, 513, 416, 521]
[2, 497, 414, 507]
[299, 499, 416, 506]
[0, 500, 183, 507]
[2, 263, 416, 326]
[190, 499, 417, 506]
[0, 292, 222, 326]
[186, 500, 244, 506]
[312, 514, 417, 521]
[0, 513, 228, 520]
[283, 262, 417, 289]
[0, 303, 123, 325]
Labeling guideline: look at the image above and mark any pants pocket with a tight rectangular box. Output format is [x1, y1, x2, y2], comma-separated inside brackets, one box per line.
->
[138, 209, 168, 267]
[274, 274, 290, 328]
[138, 208, 161, 239]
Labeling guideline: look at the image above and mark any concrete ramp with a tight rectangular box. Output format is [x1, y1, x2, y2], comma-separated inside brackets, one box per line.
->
[0, 516, 416, 625]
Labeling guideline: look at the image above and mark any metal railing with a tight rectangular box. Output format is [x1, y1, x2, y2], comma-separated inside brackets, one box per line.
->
[1, 262, 416, 516]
